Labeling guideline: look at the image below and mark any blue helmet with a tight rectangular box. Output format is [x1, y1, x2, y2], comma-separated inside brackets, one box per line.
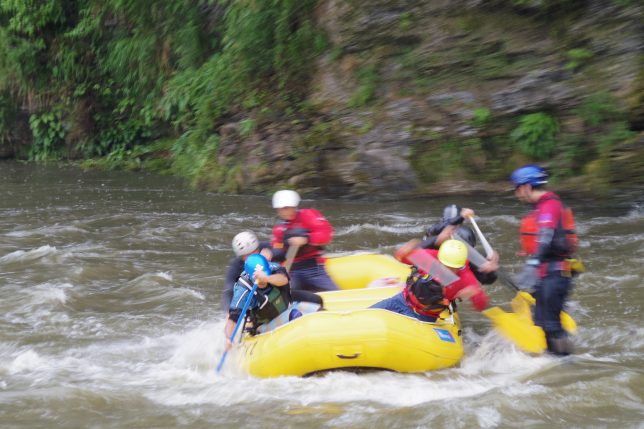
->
[244, 254, 271, 279]
[510, 165, 548, 188]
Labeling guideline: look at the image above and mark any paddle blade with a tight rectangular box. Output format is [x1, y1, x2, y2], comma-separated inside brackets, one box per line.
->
[560, 311, 577, 334]
[483, 306, 547, 354]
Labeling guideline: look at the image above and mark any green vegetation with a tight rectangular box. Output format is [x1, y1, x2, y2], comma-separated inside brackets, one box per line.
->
[564, 48, 593, 71]
[471, 107, 492, 128]
[0, 1, 640, 193]
[511, 112, 559, 159]
[349, 65, 379, 108]
[0, 0, 323, 175]
[577, 93, 637, 155]
[28, 110, 66, 161]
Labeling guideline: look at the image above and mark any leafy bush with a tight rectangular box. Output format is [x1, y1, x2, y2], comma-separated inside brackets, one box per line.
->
[472, 107, 492, 128]
[575, 92, 623, 127]
[510, 112, 559, 159]
[239, 118, 256, 137]
[0, 0, 324, 170]
[564, 48, 593, 71]
[349, 65, 379, 108]
[28, 110, 66, 160]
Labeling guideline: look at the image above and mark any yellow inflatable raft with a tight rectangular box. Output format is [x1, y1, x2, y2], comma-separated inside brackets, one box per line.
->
[234, 253, 464, 377]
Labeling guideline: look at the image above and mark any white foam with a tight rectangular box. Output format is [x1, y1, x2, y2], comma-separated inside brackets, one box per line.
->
[335, 223, 424, 236]
[27, 282, 73, 306]
[6, 225, 88, 237]
[0, 245, 58, 264]
[7, 350, 45, 374]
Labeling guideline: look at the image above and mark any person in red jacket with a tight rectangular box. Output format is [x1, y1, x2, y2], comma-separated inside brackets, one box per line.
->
[391, 239, 489, 313]
[511, 165, 577, 355]
[271, 190, 338, 292]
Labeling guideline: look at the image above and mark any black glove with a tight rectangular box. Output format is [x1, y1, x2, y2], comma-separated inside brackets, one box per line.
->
[447, 215, 464, 226]
[283, 227, 309, 242]
[426, 221, 448, 238]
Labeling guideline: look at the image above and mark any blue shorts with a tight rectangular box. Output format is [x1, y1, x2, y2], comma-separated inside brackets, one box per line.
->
[370, 292, 437, 323]
[289, 263, 338, 292]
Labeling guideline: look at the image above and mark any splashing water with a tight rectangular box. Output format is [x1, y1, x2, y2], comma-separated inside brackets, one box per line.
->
[0, 162, 642, 428]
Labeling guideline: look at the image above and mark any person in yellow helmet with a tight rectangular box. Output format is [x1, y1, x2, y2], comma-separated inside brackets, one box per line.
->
[379, 239, 489, 317]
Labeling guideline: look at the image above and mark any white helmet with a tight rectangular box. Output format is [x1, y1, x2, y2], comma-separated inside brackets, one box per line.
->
[232, 231, 259, 257]
[272, 190, 301, 209]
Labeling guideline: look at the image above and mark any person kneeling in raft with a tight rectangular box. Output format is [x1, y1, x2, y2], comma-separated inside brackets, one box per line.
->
[370, 239, 489, 321]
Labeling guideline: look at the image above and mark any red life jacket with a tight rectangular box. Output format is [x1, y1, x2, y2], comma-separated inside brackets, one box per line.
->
[402, 285, 450, 318]
[519, 195, 578, 257]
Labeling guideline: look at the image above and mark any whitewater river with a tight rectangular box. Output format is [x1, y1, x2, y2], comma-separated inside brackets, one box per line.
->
[0, 162, 642, 428]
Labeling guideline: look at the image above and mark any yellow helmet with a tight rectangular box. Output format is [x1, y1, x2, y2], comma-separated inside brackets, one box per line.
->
[438, 239, 468, 269]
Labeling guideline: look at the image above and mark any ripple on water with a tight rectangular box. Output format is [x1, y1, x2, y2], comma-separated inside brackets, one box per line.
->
[2, 165, 644, 428]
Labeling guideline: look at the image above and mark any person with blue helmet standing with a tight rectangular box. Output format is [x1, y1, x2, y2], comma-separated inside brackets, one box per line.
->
[511, 165, 579, 355]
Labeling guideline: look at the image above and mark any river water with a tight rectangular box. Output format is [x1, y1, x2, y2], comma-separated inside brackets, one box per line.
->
[0, 162, 642, 428]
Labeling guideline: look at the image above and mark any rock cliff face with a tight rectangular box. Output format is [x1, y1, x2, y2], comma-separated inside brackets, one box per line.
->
[214, 0, 642, 196]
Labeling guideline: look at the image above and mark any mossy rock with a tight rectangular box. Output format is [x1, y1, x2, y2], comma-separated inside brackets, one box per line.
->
[582, 158, 611, 194]
[608, 136, 644, 185]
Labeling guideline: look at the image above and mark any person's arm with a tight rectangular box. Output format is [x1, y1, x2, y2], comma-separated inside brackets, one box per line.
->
[271, 224, 287, 262]
[459, 285, 489, 311]
[394, 239, 421, 262]
[224, 317, 235, 351]
[525, 199, 562, 266]
[419, 237, 439, 249]
[255, 271, 288, 288]
[301, 208, 333, 246]
[471, 265, 498, 285]
[476, 250, 499, 275]
[534, 199, 562, 261]
[444, 269, 488, 311]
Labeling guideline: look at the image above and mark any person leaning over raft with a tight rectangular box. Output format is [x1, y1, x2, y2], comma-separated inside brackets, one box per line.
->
[222, 233, 272, 312]
[224, 234, 291, 351]
[223, 231, 322, 313]
[369, 267, 450, 322]
[421, 204, 499, 285]
[510, 165, 580, 356]
[270, 190, 338, 293]
[371, 239, 489, 320]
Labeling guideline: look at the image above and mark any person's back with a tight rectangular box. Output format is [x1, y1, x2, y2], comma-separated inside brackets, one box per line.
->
[270, 190, 338, 293]
[224, 252, 292, 349]
[222, 241, 272, 312]
[370, 267, 449, 323]
[229, 257, 291, 327]
[396, 240, 489, 312]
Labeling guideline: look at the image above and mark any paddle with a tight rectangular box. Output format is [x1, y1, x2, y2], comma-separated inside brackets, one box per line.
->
[216, 279, 259, 373]
[406, 249, 459, 286]
[465, 216, 576, 335]
[467, 216, 494, 259]
[445, 235, 545, 352]
[283, 244, 300, 274]
[216, 244, 301, 373]
[406, 245, 548, 352]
